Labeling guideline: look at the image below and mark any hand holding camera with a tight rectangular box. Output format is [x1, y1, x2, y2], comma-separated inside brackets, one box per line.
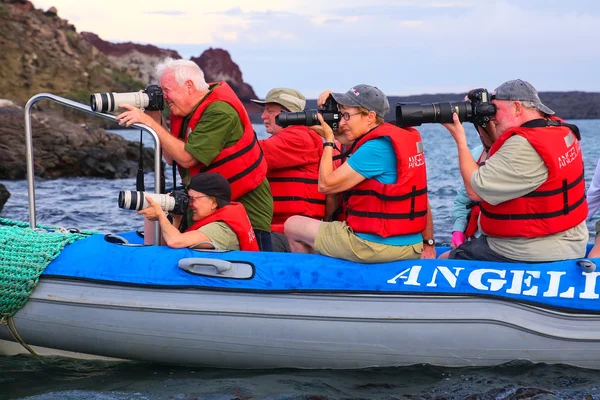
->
[442, 112, 468, 145]
[317, 90, 333, 108]
[115, 104, 154, 128]
[138, 196, 164, 221]
[309, 113, 335, 143]
[275, 95, 341, 132]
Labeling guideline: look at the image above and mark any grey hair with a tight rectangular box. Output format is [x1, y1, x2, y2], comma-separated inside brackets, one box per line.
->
[519, 100, 537, 110]
[156, 57, 209, 91]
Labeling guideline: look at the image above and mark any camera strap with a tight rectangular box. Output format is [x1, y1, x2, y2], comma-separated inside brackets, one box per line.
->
[136, 130, 145, 191]
[172, 162, 178, 192]
[521, 119, 581, 141]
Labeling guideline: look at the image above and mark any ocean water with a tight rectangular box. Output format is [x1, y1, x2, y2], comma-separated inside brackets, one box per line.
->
[2, 120, 600, 399]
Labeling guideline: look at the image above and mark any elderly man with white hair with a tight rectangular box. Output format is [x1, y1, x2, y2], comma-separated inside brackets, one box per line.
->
[116, 57, 274, 251]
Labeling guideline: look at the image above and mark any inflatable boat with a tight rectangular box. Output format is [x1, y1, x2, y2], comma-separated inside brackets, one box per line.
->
[2, 225, 600, 370]
[4, 94, 600, 369]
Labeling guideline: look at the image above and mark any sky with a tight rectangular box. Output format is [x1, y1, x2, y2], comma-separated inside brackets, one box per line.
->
[33, 0, 600, 98]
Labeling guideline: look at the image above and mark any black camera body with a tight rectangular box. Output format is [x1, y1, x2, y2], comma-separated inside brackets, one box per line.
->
[118, 189, 189, 215]
[90, 84, 164, 113]
[143, 85, 165, 111]
[275, 96, 341, 131]
[395, 88, 496, 127]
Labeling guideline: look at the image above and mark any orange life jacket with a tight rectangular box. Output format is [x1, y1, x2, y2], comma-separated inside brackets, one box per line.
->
[186, 202, 259, 251]
[266, 125, 326, 228]
[170, 82, 267, 200]
[345, 123, 428, 237]
[479, 118, 587, 238]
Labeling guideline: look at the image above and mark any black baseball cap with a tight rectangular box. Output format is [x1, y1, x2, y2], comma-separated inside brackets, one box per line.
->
[187, 172, 231, 208]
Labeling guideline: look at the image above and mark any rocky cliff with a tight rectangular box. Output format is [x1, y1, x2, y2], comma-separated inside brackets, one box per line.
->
[0, 184, 9, 213]
[81, 34, 261, 113]
[191, 49, 261, 113]
[0, 0, 143, 106]
[80, 32, 182, 87]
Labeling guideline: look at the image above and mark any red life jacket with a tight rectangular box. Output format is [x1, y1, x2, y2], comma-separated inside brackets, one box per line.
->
[345, 123, 428, 237]
[464, 204, 480, 239]
[479, 118, 588, 238]
[186, 202, 259, 251]
[464, 148, 489, 239]
[170, 82, 267, 200]
[267, 126, 326, 229]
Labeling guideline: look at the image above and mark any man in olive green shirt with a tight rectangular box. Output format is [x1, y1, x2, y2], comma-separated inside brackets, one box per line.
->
[180, 88, 273, 239]
[116, 57, 273, 250]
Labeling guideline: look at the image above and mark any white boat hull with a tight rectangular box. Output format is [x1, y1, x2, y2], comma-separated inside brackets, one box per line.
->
[3, 278, 600, 369]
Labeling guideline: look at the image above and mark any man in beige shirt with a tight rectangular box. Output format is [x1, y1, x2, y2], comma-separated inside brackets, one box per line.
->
[442, 79, 588, 262]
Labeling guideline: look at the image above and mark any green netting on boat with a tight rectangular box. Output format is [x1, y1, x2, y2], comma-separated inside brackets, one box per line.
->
[0, 218, 96, 320]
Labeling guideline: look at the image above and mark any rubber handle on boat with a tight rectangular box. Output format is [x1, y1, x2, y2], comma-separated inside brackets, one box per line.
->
[577, 259, 597, 273]
[178, 258, 235, 277]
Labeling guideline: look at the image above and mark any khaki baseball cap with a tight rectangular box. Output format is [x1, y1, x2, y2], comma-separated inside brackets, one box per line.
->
[251, 88, 306, 112]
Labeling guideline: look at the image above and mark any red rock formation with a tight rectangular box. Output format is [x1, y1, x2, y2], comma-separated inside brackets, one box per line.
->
[191, 48, 261, 113]
[81, 32, 181, 59]
[81, 32, 181, 84]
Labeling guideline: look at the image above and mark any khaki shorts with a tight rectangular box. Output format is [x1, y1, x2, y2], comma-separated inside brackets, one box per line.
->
[314, 221, 422, 263]
[596, 220, 600, 237]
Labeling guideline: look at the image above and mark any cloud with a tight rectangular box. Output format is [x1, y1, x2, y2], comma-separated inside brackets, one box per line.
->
[29, 0, 600, 95]
[143, 10, 186, 16]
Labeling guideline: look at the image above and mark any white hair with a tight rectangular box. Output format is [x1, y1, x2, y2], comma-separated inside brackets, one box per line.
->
[156, 57, 209, 91]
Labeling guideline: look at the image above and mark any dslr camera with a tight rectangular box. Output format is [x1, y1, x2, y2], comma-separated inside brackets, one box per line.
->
[118, 189, 189, 215]
[395, 88, 496, 127]
[275, 96, 341, 131]
[90, 84, 164, 113]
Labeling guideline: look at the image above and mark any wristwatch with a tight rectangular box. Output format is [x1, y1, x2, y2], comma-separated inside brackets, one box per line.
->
[323, 141, 335, 149]
[423, 238, 435, 246]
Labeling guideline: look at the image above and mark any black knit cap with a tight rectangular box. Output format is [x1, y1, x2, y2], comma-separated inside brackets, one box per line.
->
[187, 172, 231, 208]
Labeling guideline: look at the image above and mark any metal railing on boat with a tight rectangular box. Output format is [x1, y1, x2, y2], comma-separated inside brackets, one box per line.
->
[24, 93, 162, 244]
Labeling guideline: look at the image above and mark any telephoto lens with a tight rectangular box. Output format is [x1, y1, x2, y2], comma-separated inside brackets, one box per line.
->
[90, 92, 150, 113]
[118, 191, 175, 212]
[275, 110, 319, 127]
[396, 101, 473, 127]
[90, 85, 163, 113]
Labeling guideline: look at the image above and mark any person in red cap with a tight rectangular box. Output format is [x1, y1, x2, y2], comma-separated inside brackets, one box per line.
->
[139, 172, 259, 251]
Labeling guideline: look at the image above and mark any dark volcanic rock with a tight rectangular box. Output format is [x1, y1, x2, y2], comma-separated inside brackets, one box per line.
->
[191, 48, 262, 114]
[0, 183, 9, 213]
[0, 100, 157, 180]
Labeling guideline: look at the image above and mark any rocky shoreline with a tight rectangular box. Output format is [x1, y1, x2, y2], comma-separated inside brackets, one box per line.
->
[0, 183, 9, 213]
[0, 100, 158, 181]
